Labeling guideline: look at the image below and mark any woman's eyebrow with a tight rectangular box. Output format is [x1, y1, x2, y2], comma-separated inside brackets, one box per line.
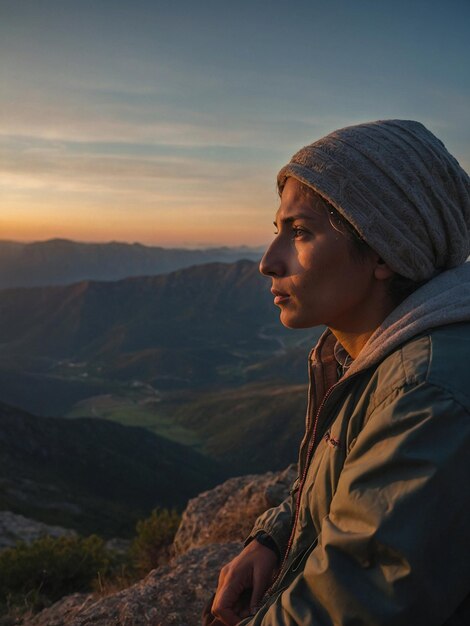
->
[274, 213, 318, 227]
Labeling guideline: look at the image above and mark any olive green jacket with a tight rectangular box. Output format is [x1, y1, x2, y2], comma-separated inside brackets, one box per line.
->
[243, 265, 470, 626]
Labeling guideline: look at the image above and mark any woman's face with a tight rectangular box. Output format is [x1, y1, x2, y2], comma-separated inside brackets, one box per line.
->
[259, 178, 379, 332]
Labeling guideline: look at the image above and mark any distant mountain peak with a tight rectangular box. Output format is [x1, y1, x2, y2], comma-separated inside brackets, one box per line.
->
[0, 240, 263, 289]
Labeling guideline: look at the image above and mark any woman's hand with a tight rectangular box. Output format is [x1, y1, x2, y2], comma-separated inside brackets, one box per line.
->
[211, 539, 279, 625]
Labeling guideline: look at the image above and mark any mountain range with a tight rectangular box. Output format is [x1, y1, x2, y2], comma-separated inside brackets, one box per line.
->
[0, 260, 275, 360]
[0, 260, 320, 412]
[0, 239, 263, 288]
[0, 259, 322, 529]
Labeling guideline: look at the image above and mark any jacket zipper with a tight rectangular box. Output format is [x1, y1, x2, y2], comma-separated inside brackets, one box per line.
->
[265, 371, 360, 596]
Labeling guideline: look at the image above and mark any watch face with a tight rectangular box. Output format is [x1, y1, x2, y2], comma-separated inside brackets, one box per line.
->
[255, 532, 280, 558]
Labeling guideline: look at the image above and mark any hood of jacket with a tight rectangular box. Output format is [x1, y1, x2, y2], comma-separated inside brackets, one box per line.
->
[341, 261, 470, 377]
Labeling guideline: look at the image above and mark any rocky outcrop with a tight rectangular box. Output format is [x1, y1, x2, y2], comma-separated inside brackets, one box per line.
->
[20, 465, 296, 626]
[0, 511, 76, 549]
[174, 465, 296, 555]
[22, 543, 241, 626]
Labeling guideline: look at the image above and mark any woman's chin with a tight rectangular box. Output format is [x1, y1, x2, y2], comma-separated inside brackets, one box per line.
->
[279, 311, 316, 330]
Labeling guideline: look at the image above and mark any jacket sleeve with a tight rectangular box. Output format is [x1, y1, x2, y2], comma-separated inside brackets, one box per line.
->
[245, 476, 299, 557]
[239, 382, 470, 626]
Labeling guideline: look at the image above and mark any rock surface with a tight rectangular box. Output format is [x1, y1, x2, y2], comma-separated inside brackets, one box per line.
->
[0, 510, 76, 549]
[22, 543, 241, 626]
[20, 465, 296, 626]
[174, 464, 296, 555]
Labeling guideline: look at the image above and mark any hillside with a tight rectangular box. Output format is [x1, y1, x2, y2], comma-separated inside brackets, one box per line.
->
[0, 402, 221, 537]
[0, 239, 263, 288]
[0, 260, 278, 360]
[0, 260, 320, 415]
[0, 259, 322, 481]
[170, 382, 309, 474]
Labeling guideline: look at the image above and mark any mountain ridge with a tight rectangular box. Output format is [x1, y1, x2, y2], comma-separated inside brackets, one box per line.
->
[0, 260, 277, 359]
[0, 238, 263, 288]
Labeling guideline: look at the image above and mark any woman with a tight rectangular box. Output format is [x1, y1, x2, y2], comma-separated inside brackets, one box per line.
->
[207, 120, 470, 625]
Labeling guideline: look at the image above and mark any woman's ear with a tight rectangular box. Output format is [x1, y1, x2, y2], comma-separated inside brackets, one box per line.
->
[374, 257, 394, 281]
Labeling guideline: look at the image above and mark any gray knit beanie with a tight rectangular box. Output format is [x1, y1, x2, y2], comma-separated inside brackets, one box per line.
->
[277, 119, 470, 281]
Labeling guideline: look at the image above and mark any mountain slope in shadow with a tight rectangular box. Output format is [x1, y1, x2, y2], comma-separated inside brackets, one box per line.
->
[0, 402, 222, 537]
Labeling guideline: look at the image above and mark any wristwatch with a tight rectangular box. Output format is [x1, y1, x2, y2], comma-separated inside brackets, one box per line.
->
[255, 531, 281, 560]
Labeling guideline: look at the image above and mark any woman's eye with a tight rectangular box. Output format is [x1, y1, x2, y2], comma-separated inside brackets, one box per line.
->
[292, 226, 307, 238]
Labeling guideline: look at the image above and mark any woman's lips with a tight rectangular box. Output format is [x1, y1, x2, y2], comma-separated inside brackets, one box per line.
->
[271, 289, 290, 305]
[274, 295, 290, 305]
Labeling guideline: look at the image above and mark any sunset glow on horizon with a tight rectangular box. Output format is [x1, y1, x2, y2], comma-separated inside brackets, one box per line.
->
[1, 0, 469, 247]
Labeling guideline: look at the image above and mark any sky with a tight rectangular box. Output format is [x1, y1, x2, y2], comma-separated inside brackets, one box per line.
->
[1, 0, 469, 247]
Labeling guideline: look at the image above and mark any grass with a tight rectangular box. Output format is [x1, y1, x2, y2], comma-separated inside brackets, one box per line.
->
[64, 378, 309, 475]
[66, 392, 201, 447]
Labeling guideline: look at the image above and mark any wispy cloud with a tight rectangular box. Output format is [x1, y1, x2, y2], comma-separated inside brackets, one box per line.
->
[1, 0, 468, 245]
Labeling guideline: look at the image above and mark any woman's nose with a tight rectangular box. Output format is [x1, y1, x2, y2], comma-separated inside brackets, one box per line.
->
[259, 237, 285, 277]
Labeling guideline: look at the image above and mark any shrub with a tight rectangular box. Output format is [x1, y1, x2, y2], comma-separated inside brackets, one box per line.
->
[0, 534, 114, 613]
[131, 508, 180, 573]
[0, 509, 181, 616]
